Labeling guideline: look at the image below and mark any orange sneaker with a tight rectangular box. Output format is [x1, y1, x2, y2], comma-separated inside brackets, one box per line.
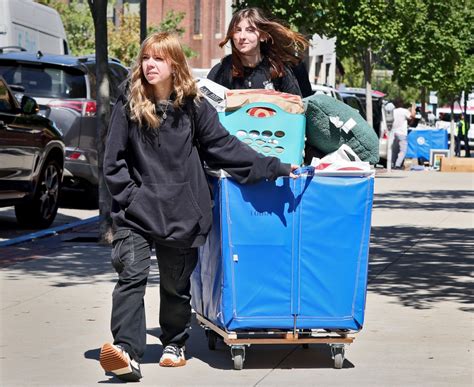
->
[100, 343, 142, 381]
[159, 344, 186, 367]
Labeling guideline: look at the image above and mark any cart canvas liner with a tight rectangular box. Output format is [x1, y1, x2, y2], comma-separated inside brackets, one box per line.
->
[191, 174, 374, 332]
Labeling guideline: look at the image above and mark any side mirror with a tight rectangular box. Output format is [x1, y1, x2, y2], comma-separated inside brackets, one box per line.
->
[21, 96, 39, 115]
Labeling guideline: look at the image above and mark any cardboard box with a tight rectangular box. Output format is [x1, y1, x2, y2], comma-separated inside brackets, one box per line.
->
[440, 157, 474, 172]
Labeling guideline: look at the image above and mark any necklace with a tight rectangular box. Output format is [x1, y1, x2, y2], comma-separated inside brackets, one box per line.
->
[157, 99, 171, 121]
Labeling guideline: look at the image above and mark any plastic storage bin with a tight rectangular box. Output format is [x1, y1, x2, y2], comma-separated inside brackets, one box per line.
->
[191, 172, 374, 332]
[218, 102, 305, 165]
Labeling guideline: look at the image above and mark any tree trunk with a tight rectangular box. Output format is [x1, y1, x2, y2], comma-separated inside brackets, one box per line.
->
[363, 48, 373, 129]
[140, 0, 147, 43]
[88, 0, 113, 244]
[420, 86, 426, 120]
[449, 99, 455, 157]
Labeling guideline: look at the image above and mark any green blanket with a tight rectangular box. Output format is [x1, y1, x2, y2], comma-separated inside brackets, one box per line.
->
[304, 94, 379, 164]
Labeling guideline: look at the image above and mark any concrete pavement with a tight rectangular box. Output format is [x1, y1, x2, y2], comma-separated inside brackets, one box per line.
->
[0, 170, 473, 386]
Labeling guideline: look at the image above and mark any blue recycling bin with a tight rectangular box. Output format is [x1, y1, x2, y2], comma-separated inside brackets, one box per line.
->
[406, 128, 448, 160]
[191, 173, 374, 332]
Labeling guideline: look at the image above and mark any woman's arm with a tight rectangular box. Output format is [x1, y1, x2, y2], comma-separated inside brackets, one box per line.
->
[103, 97, 138, 209]
[194, 99, 292, 183]
[278, 66, 302, 96]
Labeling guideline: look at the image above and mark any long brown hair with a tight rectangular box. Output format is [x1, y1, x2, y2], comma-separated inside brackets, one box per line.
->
[127, 32, 198, 129]
[219, 7, 309, 79]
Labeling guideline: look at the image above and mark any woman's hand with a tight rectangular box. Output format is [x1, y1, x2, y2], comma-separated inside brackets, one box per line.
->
[289, 164, 300, 179]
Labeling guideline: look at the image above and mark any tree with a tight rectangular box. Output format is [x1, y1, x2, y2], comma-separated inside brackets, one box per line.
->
[235, 1, 394, 128]
[235, 0, 328, 35]
[316, 1, 395, 128]
[88, 0, 112, 244]
[107, 5, 141, 67]
[386, 0, 473, 117]
[107, 8, 197, 67]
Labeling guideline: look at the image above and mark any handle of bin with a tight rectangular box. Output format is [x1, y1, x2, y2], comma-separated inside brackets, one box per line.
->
[232, 101, 292, 116]
[293, 166, 315, 176]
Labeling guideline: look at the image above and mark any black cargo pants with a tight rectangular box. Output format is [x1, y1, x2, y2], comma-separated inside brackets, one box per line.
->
[109, 228, 198, 362]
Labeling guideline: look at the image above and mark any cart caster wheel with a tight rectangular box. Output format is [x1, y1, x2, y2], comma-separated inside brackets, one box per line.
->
[331, 346, 345, 369]
[231, 346, 245, 370]
[234, 354, 244, 370]
[302, 343, 309, 349]
[207, 331, 218, 350]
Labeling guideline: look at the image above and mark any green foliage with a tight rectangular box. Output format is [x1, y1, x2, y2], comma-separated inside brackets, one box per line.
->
[234, 0, 328, 35]
[374, 77, 419, 104]
[386, 0, 473, 104]
[38, 1, 196, 65]
[339, 57, 364, 88]
[37, 0, 95, 56]
[107, 7, 141, 67]
[320, 1, 394, 62]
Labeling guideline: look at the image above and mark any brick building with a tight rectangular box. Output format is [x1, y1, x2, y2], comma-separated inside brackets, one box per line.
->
[148, 0, 232, 69]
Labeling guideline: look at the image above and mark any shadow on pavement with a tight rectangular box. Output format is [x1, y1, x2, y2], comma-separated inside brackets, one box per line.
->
[373, 189, 473, 212]
[369, 188, 473, 311]
[369, 225, 473, 312]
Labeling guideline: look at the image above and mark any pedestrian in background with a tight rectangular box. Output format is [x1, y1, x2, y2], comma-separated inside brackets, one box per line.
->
[207, 7, 308, 96]
[391, 97, 415, 169]
[99, 32, 298, 382]
[455, 113, 470, 157]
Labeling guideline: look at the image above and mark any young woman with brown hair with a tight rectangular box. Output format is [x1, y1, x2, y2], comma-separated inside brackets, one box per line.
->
[208, 7, 310, 96]
[99, 32, 297, 382]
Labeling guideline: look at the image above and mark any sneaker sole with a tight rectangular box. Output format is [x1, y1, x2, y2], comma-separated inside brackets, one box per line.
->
[100, 343, 141, 381]
[159, 358, 186, 367]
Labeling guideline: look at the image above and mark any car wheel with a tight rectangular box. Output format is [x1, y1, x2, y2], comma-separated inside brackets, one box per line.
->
[15, 159, 62, 228]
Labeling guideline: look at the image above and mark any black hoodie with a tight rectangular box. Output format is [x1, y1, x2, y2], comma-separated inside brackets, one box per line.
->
[104, 95, 291, 248]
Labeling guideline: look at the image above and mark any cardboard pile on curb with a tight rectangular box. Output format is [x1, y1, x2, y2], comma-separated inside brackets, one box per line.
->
[440, 157, 474, 172]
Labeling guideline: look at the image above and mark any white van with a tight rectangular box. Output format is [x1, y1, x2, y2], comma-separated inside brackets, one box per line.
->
[0, 0, 68, 55]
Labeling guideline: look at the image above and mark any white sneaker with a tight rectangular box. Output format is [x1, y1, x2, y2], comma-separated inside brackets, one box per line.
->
[159, 344, 186, 367]
[100, 343, 142, 381]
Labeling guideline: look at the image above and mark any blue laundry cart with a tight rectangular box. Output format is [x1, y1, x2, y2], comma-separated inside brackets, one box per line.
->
[191, 170, 374, 369]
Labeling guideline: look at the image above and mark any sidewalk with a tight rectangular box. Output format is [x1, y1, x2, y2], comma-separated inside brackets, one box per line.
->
[1, 171, 472, 386]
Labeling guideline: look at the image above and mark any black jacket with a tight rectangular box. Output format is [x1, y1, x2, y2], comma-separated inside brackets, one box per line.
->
[208, 55, 302, 96]
[104, 95, 291, 248]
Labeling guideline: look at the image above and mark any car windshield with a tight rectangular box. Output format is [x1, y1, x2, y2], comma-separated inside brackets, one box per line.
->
[0, 64, 87, 99]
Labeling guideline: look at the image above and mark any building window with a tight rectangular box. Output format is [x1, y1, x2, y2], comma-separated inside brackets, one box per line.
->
[215, 0, 221, 33]
[194, 0, 201, 35]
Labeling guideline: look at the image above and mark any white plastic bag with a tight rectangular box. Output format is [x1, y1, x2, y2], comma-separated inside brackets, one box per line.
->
[196, 77, 228, 112]
[310, 144, 374, 176]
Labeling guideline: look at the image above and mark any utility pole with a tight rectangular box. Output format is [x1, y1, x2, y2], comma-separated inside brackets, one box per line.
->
[140, 0, 147, 43]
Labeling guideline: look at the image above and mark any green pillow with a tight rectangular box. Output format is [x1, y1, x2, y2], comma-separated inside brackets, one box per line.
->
[304, 94, 379, 164]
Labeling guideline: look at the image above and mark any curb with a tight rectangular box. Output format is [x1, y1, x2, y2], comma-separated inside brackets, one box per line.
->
[0, 215, 100, 248]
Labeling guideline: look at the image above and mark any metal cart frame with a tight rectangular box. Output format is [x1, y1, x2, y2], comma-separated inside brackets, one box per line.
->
[197, 314, 355, 370]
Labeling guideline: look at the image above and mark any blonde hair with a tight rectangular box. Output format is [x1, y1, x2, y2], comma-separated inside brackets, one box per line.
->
[127, 32, 198, 129]
[219, 8, 309, 79]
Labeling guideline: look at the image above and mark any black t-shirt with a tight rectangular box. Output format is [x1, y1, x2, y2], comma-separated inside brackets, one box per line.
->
[208, 55, 302, 96]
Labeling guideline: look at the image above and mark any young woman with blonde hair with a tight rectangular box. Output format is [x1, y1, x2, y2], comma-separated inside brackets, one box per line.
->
[208, 7, 309, 95]
[99, 32, 297, 382]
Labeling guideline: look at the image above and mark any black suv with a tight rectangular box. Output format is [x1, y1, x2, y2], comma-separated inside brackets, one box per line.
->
[0, 50, 129, 202]
[0, 76, 65, 228]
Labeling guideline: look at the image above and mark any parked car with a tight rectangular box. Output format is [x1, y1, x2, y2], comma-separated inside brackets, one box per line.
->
[0, 50, 129, 202]
[338, 87, 390, 164]
[340, 92, 366, 119]
[0, 75, 65, 228]
[310, 83, 344, 102]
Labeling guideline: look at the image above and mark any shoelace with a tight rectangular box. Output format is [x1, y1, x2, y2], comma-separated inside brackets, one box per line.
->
[163, 345, 181, 356]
